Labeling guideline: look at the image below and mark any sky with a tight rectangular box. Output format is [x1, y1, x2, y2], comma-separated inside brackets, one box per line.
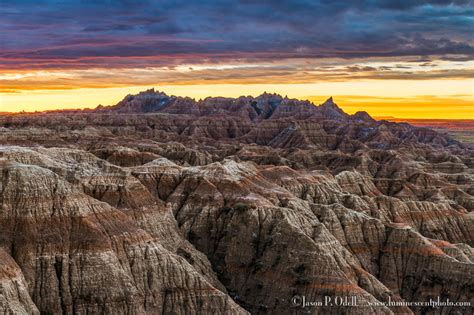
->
[1, 0, 473, 118]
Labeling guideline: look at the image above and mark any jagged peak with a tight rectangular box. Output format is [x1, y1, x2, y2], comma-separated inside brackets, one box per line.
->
[351, 111, 375, 122]
[103, 89, 361, 121]
[320, 97, 342, 110]
[318, 97, 348, 120]
[255, 92, 283, 101]
[324, 96, 334, 104]
[135, 88, 169, 97]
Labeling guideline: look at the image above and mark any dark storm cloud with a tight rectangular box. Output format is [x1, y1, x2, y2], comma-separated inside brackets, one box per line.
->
[1, 0, 473, 70]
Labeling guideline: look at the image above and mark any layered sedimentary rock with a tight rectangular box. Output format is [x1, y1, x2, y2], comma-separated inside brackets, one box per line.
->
[0, 90, 472, 314]
[0, 154, 245, 314]
[0, 248, 39, 314]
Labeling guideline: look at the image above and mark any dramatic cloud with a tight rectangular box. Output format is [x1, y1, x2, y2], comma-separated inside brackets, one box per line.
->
[1, 60, 473, 92]
[1, 0, 473, 107]
[1, 1, 473, 65]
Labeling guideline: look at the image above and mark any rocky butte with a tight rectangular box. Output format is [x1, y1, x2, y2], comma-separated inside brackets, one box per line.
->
[0, 89, 472, 314]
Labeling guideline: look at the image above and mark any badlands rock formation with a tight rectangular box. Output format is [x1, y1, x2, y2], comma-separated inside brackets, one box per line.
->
[0, 90, 472, 314]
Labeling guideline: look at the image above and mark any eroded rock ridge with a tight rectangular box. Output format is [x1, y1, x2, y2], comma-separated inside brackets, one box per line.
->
[0, 90, 472, 314]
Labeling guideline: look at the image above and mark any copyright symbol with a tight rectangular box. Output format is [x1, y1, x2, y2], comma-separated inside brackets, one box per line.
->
[292, 295, 302, 306]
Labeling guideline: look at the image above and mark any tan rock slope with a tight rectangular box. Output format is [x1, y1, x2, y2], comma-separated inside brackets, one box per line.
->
[0, 90, 472, 314]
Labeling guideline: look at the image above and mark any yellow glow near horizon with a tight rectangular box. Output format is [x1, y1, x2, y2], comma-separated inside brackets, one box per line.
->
[1, 79, 473, 119]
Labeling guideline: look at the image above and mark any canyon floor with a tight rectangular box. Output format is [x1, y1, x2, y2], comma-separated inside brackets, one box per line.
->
[0, 90, 473, 314]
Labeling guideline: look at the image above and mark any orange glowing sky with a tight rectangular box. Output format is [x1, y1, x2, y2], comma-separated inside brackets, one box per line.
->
[2, 79, 473, 119]
[1, 1, 473, 118]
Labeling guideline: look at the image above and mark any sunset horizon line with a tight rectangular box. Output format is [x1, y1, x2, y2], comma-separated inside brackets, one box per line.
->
[2, 87, 472, 121]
